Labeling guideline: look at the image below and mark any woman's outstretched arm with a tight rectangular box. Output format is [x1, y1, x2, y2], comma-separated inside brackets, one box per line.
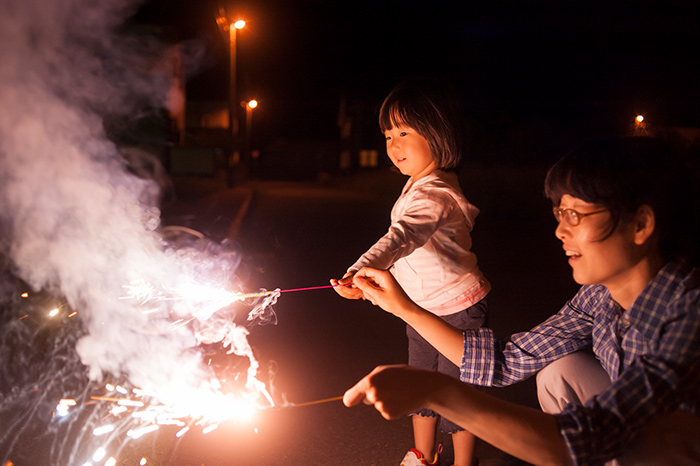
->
[349, 267, 572, 465]
[344, 365, 572, 466]
[353, 267, 465, 365]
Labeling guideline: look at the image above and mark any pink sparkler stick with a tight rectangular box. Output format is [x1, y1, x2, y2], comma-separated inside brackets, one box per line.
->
[278, 284, 340, 293]
[239, 283, 351, 299]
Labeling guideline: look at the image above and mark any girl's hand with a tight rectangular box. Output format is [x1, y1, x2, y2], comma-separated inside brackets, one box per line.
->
[330, 272, 364, 300]
[352, 267, 413, 315]
[343, 365, 440, 420]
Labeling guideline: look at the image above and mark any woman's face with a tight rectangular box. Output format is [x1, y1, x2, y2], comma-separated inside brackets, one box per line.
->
[555, 194, 640, 289]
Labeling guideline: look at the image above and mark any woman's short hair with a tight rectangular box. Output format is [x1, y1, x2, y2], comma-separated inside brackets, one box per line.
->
[545, 136, 698, 264]
[378, 79, 464, 171]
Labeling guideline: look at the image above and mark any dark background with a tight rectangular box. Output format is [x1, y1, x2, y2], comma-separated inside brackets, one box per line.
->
[132, 0, 700, 151]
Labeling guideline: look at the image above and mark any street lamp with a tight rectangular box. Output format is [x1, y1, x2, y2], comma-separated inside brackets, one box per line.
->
[218, 16, 246, 187]
[229, 20, 245, 154]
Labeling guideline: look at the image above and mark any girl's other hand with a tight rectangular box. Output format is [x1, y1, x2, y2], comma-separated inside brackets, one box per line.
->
[330, 272, 364, 300]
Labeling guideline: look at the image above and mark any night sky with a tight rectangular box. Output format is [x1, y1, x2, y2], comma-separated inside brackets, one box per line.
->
[134, 0, 700, 149]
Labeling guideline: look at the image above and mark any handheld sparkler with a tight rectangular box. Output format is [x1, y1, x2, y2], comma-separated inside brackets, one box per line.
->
[237, 283, 349, 299]
[287, 395, 344, 408]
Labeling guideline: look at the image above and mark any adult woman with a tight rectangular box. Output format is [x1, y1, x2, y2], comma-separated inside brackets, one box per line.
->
[343, 137, 700, 465]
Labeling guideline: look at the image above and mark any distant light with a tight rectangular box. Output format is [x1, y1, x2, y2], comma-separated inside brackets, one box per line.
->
[636, 114, 644, 123]
[248, 100, 258, 109]
[233, 20, 246, 29]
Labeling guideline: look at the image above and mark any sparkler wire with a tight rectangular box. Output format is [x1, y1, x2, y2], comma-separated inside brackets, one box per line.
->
[290, 395, 344, 408]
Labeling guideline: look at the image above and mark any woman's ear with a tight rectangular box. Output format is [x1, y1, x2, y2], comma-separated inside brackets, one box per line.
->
[633, 205, 656, 245]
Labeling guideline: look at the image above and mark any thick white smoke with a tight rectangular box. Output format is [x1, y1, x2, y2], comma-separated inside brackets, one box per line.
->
[0, 0, 259, 426]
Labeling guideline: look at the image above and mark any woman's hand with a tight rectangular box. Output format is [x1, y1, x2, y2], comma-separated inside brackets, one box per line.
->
[352, 267, 413, 315]
[330, 271, 364, 300]
[343, 365, 445, 420]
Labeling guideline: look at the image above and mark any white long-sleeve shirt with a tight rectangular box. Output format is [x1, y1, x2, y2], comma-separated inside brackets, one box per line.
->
[349, 170, 490, 316]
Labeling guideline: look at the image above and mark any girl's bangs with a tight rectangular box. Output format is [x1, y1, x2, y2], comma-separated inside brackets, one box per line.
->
[379, 104, 411, 132]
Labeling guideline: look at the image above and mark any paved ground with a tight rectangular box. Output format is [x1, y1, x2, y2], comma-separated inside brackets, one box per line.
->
[147, 163, 579, 466]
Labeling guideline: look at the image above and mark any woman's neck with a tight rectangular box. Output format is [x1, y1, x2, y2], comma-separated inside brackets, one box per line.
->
[608, 254, 664, 310]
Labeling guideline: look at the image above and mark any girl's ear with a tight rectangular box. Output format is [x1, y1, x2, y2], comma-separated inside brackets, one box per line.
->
[633, 205, 656, 246]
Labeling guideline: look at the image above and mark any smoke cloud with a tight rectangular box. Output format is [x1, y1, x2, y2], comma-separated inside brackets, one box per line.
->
[0, 0, 270, 462]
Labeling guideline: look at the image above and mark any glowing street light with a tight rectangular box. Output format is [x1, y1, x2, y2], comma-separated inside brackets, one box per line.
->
[636, 114, 644, 124]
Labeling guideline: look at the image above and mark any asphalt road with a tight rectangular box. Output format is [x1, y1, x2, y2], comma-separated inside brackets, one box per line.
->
[148, 164, 578, 466]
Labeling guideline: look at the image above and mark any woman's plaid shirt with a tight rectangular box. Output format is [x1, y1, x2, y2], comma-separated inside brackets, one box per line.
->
[460, 261, 700, 465]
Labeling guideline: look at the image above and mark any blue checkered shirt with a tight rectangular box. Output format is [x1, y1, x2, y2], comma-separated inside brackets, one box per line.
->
[460, 261, 700, 465]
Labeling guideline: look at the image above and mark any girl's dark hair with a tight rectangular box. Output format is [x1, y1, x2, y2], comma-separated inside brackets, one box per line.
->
[545, 136, 699, 265]
[378, 79, 464, 171]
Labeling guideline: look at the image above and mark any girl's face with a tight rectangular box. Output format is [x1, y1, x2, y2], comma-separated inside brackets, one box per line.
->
[555, 194, 640, 290]
[384, 124, 436, 181]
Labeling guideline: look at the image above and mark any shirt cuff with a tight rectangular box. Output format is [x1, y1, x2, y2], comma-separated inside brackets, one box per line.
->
[554, 407, 593, 466]
[460, 328, 496, 386]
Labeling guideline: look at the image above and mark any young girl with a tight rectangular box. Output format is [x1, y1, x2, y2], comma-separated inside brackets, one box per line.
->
[344, 136, 700, 465]
[331, 80, 490, 466]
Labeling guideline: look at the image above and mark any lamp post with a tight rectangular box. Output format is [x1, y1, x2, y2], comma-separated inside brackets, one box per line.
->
[226, 19, 245, 187]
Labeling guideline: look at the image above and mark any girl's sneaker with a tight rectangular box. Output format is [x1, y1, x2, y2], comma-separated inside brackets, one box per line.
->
[400, 444, 442, 466]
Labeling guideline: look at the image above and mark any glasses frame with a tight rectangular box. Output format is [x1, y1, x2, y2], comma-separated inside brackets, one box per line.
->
[553, 206, 609, 226]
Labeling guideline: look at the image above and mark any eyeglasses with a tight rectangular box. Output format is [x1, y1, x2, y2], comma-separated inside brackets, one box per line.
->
[553, 206, 609, 226]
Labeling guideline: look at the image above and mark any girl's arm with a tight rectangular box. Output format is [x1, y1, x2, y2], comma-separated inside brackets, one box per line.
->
[344, 364, 573, 466]
[348, 189, 452, 273]
[353, 267, 465, 364]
